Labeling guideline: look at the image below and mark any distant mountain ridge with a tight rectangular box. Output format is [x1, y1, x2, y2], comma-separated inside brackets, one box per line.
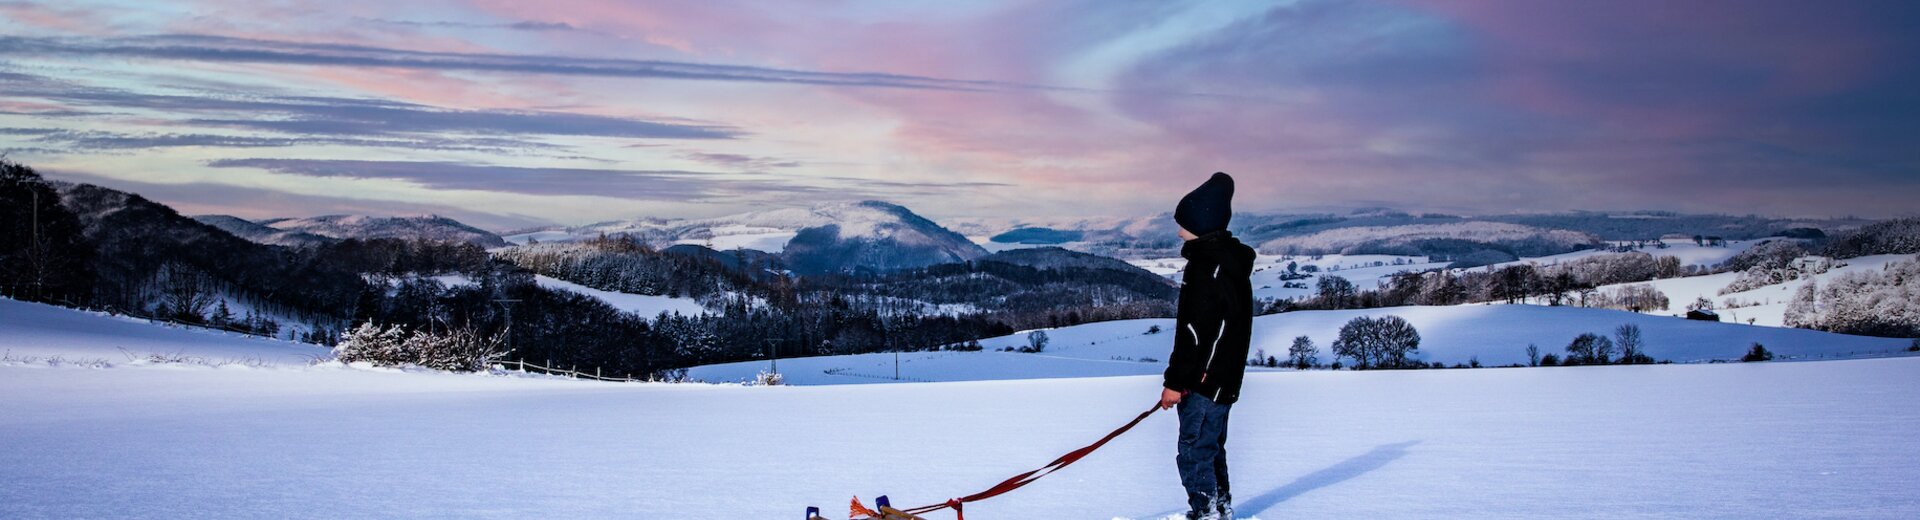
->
[505, 200, 987, 274]
[197, 214, 509, 248]
[978, 246, 1154, 275]
[192, 215, 331, 247]
[955, 209, 1874, 266]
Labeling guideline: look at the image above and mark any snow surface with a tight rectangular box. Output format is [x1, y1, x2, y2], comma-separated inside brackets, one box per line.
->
[692, 304, 1913, 385]
[0, 298, 329, 365]
[6, 295, 1920, 518]
[672, 224, 797, 253]
[533, 275, 708, 317]
[971, 235, 1061, 253]
[6, 356, 1920, 518]
[427, 274, 711, 318]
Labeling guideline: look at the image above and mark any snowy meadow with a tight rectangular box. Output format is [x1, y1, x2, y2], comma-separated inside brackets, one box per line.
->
[5, 298, 1920, 519]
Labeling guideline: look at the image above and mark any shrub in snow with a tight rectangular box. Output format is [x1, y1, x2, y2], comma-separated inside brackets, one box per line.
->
[653, 367, 691, 382]
[1742, 343, 1774, 362]
[1331, 315, 1420, 369]
[1539, 353, 1561, 366]
[1026, 330, 1049, 353]
[1563, 333, 1617, 366]
[333, 321, 507, 372]
[1146, 325, 1162, 335]
[754, 370, 784, 386]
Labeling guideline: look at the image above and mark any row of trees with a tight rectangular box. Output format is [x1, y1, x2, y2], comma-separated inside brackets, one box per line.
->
[1525, 324, 1657, 366]
[1784, 256, 1920, 337]
[1248, 316, 1424, 370]
[1293, 265, 1674, 314]
[1257, 320, 1668, 370]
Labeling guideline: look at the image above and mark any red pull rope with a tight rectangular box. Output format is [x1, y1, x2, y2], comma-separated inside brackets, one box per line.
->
[896, 403, 1163, 518]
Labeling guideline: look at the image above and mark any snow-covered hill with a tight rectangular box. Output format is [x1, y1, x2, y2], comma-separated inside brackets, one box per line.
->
[5, 352, 1918, 518]
[192, 214, 332, 246]
[251, 214, 509, 248]
[1595, 253, 1918, 327]
[1255, 222, 1600, 257]
[690, 304, 1913, 385]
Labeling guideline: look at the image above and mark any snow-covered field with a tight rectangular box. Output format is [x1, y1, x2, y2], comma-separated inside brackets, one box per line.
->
[673, 224, 797, 253]
[6, 354, 1918, 518]
[7, 296, 1920, 518]
[692, 304, 1912, 385]
[0, 298, 329, 365]
[424, 275, 709, 317]
[533, 275, 708, 317]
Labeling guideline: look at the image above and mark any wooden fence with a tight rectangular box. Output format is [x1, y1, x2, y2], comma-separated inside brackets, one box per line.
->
[491, 359, 649, 383]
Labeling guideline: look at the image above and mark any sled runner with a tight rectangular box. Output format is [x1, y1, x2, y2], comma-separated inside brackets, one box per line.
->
[803, 496, 927, 520]
[810, 404, 1162, 520]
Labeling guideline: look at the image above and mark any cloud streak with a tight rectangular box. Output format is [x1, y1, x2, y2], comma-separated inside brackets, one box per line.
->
[0, 34, 1030, 92]
[206, 158, 805, 200]
[0, 68, 738, 141]
[5, 127, 567, 153]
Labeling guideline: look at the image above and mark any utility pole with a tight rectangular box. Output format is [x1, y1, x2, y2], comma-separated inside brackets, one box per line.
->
[29, 188, 41, 299]
[492, 298, 521, 355]
[765, 337, 784, 375]
[894, 349, 900, 380]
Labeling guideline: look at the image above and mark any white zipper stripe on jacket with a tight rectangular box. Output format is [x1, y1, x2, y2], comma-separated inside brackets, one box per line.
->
[1201, 320, 1225, 380]
[1198, 264, 1226, 383]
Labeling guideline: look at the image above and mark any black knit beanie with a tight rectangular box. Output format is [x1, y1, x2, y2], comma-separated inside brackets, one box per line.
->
[1174, 172, 1234, 235]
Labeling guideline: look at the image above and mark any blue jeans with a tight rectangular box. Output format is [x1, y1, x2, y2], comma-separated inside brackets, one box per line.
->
[1176, 391, 1231, 515]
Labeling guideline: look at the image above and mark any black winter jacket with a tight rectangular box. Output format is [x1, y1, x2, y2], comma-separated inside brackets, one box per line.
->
[1163, 230, 1257, 405]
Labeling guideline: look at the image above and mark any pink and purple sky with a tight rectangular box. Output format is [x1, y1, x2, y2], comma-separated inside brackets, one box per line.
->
[3, 0, 1916, 229]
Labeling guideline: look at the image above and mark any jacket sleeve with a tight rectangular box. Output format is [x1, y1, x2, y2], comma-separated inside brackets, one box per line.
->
[1164, 272, 1225, 391]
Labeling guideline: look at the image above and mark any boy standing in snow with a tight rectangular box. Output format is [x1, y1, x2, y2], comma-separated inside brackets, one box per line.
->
[1158, 172, 1256, 520]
